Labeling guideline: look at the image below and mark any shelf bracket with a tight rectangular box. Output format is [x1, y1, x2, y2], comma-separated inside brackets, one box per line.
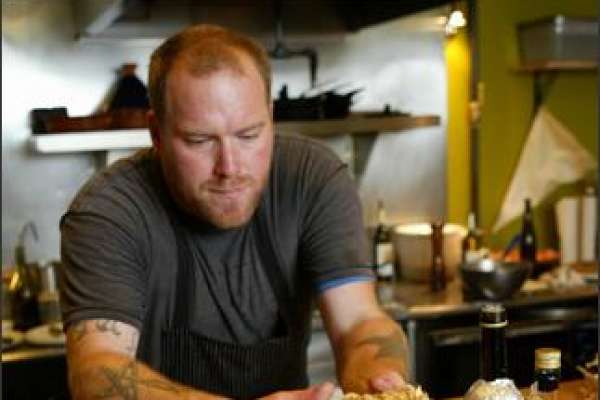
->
[532, 71, 557, 113]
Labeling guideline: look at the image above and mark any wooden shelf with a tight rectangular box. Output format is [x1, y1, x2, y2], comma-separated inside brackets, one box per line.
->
[30, 129, 151, 154]
[277, 114, 440, 137]
[516, 59, 597, 72]
[30, 115, 440, 153]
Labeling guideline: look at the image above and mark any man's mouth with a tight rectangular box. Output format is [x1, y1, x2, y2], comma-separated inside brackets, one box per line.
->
[206, 183, 249, 195]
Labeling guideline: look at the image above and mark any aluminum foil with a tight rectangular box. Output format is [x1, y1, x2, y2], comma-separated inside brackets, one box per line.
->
[463, 379, 524, 400]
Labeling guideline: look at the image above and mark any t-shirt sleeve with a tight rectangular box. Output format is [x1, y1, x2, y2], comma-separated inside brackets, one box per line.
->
[59, 205, 147, 330]
[297, 149, 373, 290]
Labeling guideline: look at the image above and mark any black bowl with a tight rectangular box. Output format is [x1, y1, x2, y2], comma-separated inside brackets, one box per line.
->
[460, 260, 531, 301]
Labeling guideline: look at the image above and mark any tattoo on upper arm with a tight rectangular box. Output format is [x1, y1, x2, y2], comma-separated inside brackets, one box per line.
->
[357, 331, 408, 360]
[95, 320, 122, 337]
[71, 320, 88, 342]
[70, 319, 140, 355]
[125, 331, 140, 354]
[96, 360, 180, 399]
[70, 319, 124, 341]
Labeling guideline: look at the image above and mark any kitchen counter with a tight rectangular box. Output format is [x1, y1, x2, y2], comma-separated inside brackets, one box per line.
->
[310, 277, 598, 329]
[381, 278, 598, 320]
[365, 277, 598, 398]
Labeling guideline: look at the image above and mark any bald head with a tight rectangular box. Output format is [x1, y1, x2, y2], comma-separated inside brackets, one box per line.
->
[148, 24, 272, 123]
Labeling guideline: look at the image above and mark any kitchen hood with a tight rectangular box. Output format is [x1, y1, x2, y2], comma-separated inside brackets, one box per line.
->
[73, 0, 452, 45]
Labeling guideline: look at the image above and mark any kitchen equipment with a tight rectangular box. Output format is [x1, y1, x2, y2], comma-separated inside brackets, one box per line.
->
[2, 320, 24, 351]
[518, 16, 598, 64]
[273, 84, 362, 121]
[555, 188, 597, 265]
[460, 259, 531, 301]
[392, 223, 467, 282]
[24, 322, 65, 346]
[37, 261, 61, 325]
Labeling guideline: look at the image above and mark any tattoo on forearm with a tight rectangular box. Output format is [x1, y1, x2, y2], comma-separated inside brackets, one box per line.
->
[96, 360, 180, 399]
[357, 331, 408, 361]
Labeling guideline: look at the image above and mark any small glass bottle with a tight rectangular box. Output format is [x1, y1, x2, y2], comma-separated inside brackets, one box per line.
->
[462, 212, 482, 264]
[528, 348, 561, 400]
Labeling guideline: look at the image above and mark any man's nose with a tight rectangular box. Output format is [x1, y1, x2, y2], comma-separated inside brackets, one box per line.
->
[214, 139, 239, 177]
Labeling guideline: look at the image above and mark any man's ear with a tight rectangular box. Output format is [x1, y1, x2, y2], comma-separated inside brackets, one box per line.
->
[148, 110, 161, 151]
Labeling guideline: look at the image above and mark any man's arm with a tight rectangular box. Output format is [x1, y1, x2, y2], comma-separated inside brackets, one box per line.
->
[67, 319, 335, 400]
[66, 319, 226, 400]
[318, 281, 410, 394]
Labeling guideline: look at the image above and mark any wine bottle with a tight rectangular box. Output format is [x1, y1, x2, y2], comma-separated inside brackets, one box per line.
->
[373, 200, 394, 281]
[464, 304, 523, 400]
[528, 348, 561, 400]
[462, 212, 482, 264]
[480, 303, 509, 381]
[520, 198, 537, 265]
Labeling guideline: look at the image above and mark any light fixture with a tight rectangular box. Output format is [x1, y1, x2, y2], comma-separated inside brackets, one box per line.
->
[445, 4, 467, 36]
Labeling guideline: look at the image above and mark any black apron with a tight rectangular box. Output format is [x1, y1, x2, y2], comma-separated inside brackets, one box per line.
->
[158, 205, 310, 399]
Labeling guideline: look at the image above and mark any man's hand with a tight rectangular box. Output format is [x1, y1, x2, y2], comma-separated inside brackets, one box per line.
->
[369, 371, 407, 392]
[317, 282, 410, 395]
[260, 382, 336, 400]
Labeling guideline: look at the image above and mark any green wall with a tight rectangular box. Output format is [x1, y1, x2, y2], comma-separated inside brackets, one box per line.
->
[476, 0, 598, 250]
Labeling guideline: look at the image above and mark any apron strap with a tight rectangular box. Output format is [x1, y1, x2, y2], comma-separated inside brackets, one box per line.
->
[252, 203, 299, 335]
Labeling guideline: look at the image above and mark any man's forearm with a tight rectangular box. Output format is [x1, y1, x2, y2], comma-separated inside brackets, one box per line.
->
[68, 352, 228, 400]
[334, 316, 410, 394]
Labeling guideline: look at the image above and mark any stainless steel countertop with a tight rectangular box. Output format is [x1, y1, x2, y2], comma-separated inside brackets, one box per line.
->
[312, 277, 598, 329]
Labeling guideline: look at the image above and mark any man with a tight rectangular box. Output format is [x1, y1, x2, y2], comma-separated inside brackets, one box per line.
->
[59, 24, 409, 400]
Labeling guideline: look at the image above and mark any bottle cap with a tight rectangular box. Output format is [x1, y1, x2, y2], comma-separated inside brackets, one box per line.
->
[535, 348, 561, 370]
[480, 304, 507, 328]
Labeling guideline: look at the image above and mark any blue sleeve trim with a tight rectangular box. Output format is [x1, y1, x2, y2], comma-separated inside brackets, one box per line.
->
[316, 275, 375, 294]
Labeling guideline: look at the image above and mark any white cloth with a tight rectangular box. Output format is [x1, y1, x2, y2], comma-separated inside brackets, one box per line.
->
[493, 106, 596, 232]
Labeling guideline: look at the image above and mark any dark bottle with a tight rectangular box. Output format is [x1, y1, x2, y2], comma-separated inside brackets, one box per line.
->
[465, 304, 522, 400]
[520, 198, 537, 265]
[530, 348, 561, 399]
[373, 200, 394, 281]
[480, 303, 509, 381]
[462, 212, 482, 264]
[430, 221, 446, 291]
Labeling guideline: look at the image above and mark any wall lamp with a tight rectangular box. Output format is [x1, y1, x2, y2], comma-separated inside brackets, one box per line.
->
[445, 4, 467, 36]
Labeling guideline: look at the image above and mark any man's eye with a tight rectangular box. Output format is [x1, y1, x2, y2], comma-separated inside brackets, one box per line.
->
[186, 137, 211, 145]
[239, 132, 259, 140]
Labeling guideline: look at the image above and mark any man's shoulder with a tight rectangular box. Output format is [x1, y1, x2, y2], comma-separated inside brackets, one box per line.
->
[68, 149, 157, 213]
[274, 134, 344, 171]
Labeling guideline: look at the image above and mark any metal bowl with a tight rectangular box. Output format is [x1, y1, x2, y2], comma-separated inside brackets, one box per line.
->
[460, 259, 531, 301]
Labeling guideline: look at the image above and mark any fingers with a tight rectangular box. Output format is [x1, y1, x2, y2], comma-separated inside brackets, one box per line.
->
[369, 371, 407, 393]
[260, 382, 336, 400]
[308, 381, 336, 400]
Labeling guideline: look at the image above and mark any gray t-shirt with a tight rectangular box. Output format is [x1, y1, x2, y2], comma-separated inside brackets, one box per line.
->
[59, 134, 372, 368]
